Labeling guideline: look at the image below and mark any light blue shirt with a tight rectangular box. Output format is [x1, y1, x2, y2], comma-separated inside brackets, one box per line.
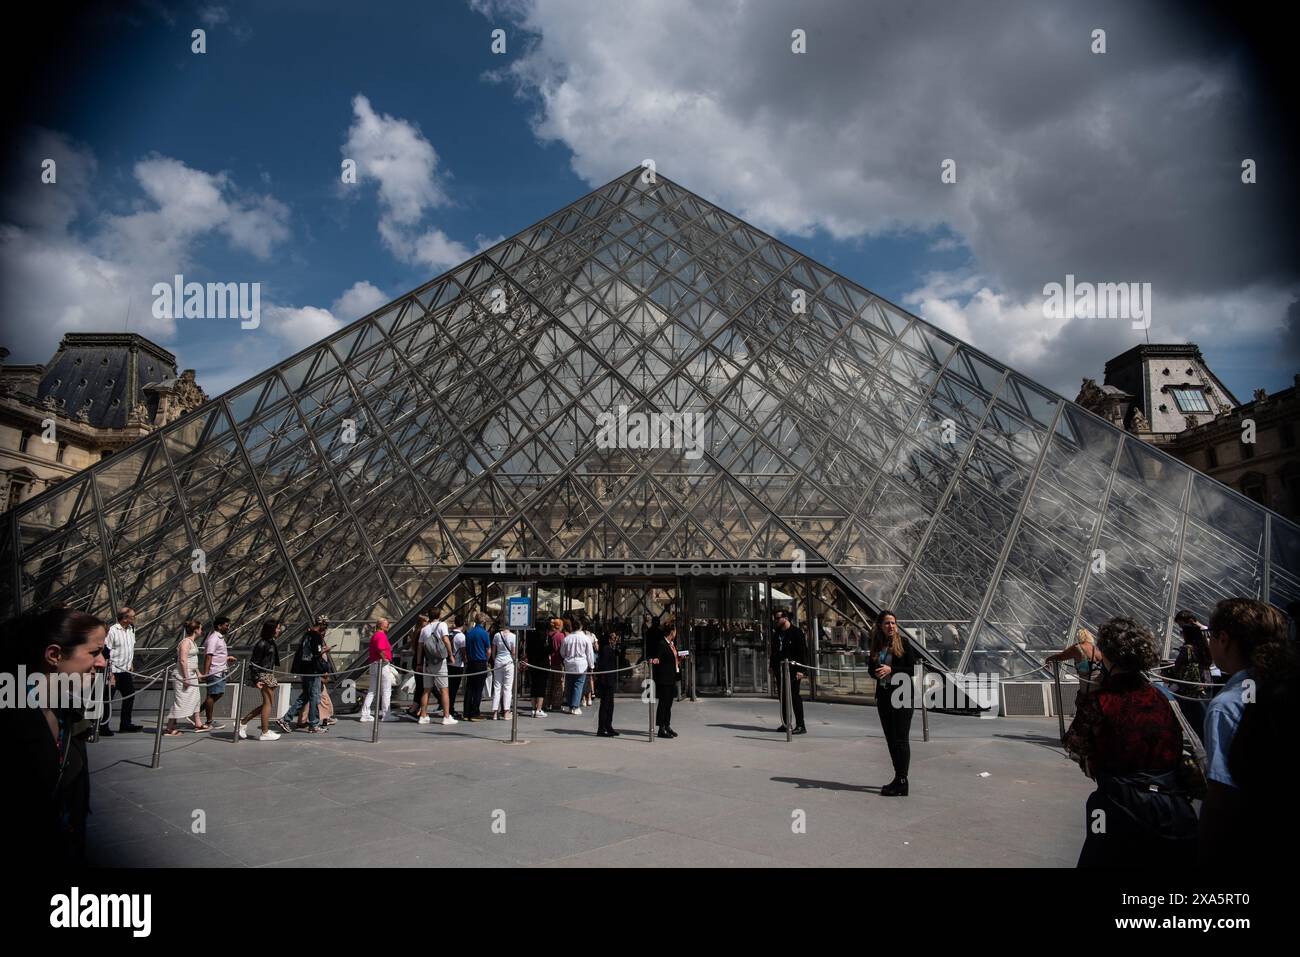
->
[1203, 669, 1250, 788]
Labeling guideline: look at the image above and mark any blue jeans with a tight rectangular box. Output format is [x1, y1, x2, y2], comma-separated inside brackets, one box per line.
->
[565, 672, 587, 709]
[284, 675, 321, 727]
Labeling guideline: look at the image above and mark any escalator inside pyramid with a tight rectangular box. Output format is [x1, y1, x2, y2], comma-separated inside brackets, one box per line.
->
[6, 167, 1298, 690]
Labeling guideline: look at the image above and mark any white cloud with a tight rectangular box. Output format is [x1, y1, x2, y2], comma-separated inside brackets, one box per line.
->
[0, 135, 292, 363]
[480, 0, 1300, 393]
[331, 280, 389, 321]
[341, 94, 502, 271]
[263, 280, 391, 352]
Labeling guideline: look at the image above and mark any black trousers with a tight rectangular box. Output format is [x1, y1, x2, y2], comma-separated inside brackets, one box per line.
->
[109, 671, 135, 729]
[464, 661, 487, 717]
[598, 684, 615, 732]
[778, 667, 805, 728]
[656, 682, 676, 729]
[876, 698, 913, 779]
[447, 664, 463, 714]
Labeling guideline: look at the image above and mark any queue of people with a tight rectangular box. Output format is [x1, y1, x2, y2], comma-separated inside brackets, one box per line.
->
[6, 593, 1294, 868]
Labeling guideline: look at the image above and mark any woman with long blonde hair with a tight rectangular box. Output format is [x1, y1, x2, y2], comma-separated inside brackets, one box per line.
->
[1046, 626, 1101, 699]
[870, 610, 916, 796]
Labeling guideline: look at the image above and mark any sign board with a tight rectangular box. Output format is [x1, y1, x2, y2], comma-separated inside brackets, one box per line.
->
[507, 595, 532, 629]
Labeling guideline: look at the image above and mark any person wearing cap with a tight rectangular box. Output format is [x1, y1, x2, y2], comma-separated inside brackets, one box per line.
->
[278, 615, 330, 733]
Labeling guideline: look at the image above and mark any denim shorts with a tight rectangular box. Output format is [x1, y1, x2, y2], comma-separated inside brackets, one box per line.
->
[205, 674, 227, 696]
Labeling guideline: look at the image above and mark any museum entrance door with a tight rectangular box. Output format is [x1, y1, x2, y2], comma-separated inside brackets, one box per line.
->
[689, 578, 770, 695]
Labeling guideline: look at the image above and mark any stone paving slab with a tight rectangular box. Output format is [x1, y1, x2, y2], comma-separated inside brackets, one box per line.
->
[84, 697, 1092, 867]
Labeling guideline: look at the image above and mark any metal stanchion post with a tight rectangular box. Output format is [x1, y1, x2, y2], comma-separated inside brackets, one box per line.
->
[1052, 661, 1066, 743]
[783, 660, 793, 743]
[152, 668, 172, 769]
[648, 670, 655, 743]
[371, 662, 382, 744]
[230, 664, 243, 744]
[504, 632, 527, 746]
[689, 653, 697, 702]
[919, 665, 930, 743]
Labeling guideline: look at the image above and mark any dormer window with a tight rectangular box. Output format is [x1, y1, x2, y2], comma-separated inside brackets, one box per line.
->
[1170, 387, 1209, 413]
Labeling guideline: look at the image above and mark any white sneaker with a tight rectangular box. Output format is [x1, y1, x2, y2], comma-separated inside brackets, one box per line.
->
[572, 707, 583, 716]
[561, 706, 571, 714]
[237, 724, 248, 739]
[441, 716, 458, 725]
[417, 716, 431, 725]
[359, 715, 374, 722]
[258, 731, 281, 741]
[502, 711, 512, 720]
[534, 709, 546, 718]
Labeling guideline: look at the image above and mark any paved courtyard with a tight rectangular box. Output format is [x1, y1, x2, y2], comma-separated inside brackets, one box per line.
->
[86, 697, 1091, 867]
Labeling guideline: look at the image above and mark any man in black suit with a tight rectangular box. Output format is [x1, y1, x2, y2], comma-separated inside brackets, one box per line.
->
[648, 623, 681, 738]
[595, 628, 621, 737]
[771, 610, 808, 734]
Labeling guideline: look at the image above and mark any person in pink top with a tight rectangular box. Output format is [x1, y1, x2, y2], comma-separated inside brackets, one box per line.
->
[360, 617, 397, 722]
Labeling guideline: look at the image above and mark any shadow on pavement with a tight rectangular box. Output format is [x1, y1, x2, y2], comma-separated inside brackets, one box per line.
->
[772, 776, 881, 793]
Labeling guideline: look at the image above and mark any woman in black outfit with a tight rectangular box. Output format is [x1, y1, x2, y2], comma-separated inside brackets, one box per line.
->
[523, 624, 552, 716]
[649, 623, 681, 738]
[0, 607, 108, 862]
[870, 610, 916, 796]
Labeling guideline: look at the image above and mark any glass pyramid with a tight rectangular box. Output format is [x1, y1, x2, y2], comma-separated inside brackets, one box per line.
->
[4, 168, 1297, 678]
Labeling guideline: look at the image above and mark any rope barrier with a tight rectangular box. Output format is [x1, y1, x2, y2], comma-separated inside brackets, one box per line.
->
[95, 669, 167, 702]
[791, 660, 1052, 682]
[1147, 671, 1221, 688]
[388, 659, 646, 678]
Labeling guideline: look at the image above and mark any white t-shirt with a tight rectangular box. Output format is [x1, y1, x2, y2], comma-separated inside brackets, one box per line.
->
[420, 620, 450, 664]
[450, 630, 466, 667]
[492, 630, 517, 663]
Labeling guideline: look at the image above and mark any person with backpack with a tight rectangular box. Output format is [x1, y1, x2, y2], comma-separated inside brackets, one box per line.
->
[1063, 616, 1196, 867]
[417, 610, 456, 726]
[277, 615, 330, 734]
[238, 618, 283, 740]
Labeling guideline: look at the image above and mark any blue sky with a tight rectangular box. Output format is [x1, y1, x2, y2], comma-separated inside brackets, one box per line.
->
[2, 0, 1295, 402]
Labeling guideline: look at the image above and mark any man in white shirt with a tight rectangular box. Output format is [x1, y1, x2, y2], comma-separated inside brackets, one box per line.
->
[560, 619, 596, 715]
[447, 614, 467, 721]
[103, 607, 141, 734]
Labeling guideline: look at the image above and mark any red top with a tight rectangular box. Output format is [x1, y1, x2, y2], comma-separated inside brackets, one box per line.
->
[367, 630, 392, 663]
[1064, 673, 1182, 777]
[549, 630, 565, 668]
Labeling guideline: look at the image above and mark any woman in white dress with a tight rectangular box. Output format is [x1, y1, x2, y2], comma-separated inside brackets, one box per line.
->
[164, 619, 203, 734]
[489, 623, 517, 720]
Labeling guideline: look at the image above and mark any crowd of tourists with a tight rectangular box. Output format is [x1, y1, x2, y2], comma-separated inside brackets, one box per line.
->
[2, 593, 1294, 867]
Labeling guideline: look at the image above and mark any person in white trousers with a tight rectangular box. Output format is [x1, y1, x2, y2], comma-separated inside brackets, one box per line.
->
[360, 618, 397, 722]
[490, 624, 517, 720]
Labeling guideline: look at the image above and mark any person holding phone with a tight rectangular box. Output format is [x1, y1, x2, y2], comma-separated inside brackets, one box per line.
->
[870, 610, 915, 796]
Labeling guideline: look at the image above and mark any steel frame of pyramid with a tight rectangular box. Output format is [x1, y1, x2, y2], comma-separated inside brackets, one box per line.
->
[3, 168, 1298, 678]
